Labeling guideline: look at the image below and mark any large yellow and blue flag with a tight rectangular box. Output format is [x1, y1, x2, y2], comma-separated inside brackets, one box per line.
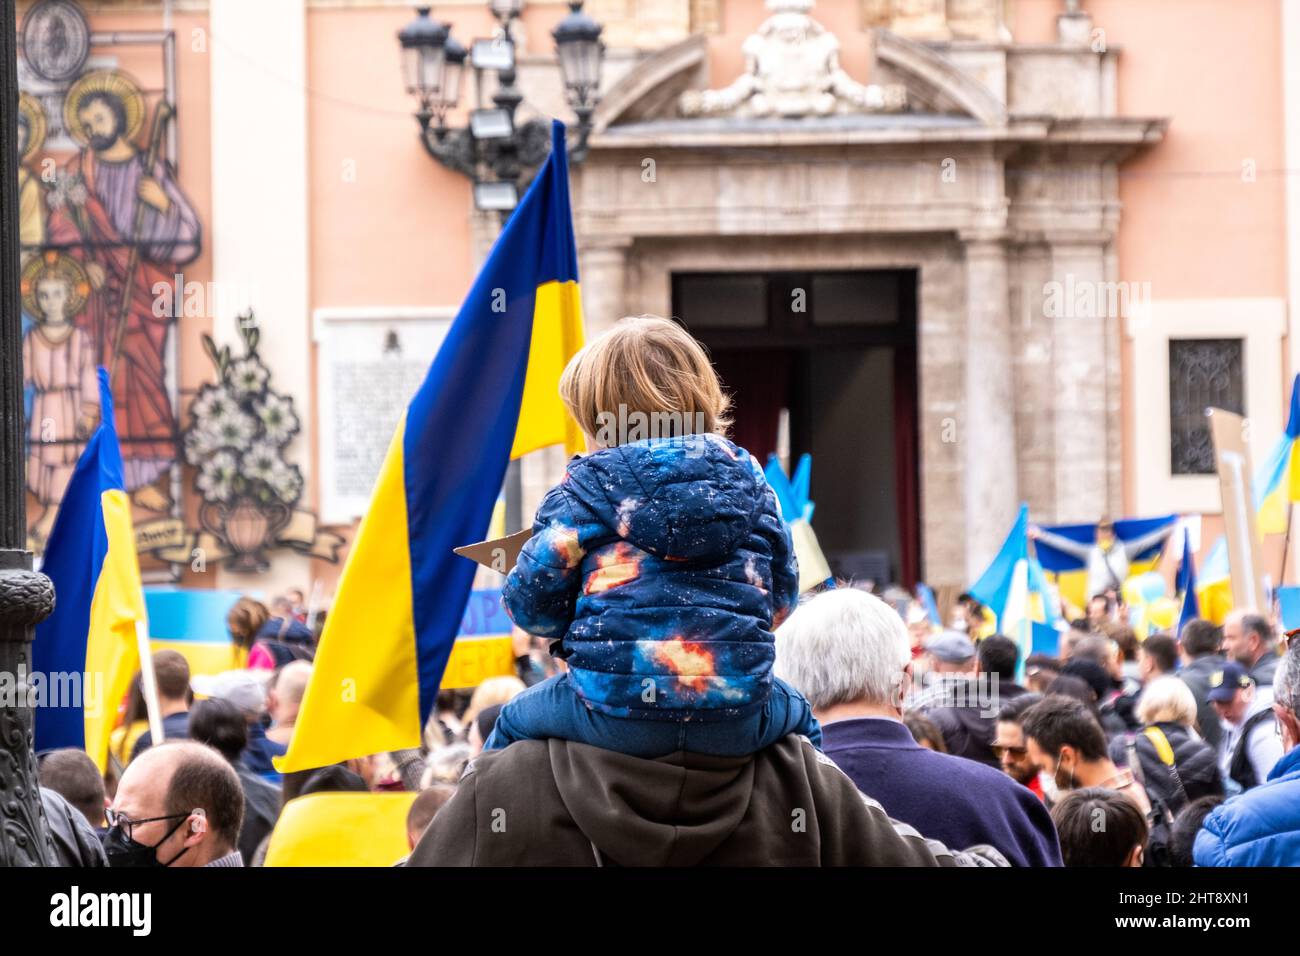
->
[279, 121, 584, 772]
[34, 367, 148, 772]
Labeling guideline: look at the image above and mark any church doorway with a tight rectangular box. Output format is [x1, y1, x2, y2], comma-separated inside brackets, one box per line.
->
[672, 269, 920, 586]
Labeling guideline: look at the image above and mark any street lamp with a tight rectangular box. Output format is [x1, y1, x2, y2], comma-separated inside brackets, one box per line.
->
[553, 0, 604, 135]
[398, 7, 451, 131]
[398, 0, 604, 212]
[0, 0, 56, 867]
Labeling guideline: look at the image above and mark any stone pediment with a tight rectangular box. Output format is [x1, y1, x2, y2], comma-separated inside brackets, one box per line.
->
[591, 7, 1007, 135]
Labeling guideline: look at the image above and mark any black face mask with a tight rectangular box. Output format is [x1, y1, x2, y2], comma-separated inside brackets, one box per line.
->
[103, 817, 191, 868]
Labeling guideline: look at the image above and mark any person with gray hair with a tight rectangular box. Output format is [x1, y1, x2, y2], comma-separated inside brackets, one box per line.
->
[1195, 640, 1300, 865]
[774, 587, 1061, 867]
[1222, 610, 1281, 692]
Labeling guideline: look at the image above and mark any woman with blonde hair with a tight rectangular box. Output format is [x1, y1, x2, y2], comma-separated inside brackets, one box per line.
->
[461, 676, 526, 733]
[1107, 675, 1224, 816]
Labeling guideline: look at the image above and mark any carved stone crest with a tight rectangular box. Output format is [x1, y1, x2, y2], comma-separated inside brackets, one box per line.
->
[679, 0, 906, 118]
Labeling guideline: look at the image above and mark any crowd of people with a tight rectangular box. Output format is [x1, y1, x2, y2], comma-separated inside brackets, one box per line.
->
[27, 316, 1300, 867]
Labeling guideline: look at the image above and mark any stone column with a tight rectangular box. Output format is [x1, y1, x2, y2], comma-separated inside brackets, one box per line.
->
[579, 237, 633, 336]
[1045, 232, 1116, 522]
[961, 234, 1020, 579]
[0, 0, 55, 867]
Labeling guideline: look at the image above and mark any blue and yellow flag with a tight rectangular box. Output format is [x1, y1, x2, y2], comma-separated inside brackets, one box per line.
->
[970, 504, 1060, 665]
[34, 367, 148, 772]
[1255, 372, 1300, 534]
[279, 121, 583, 772]
[764, 453, 833, 592]
[1034, 514, 1175, 612]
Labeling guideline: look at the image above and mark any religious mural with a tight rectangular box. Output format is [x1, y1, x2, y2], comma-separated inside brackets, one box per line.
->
[17, 0, 197, 566]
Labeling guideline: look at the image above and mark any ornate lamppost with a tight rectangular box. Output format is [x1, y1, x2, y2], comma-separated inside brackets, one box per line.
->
[398, 0, 604, 213]
[0, 0, 56, 867]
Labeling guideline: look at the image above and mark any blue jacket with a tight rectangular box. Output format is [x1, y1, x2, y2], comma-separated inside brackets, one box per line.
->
[822, 717, 1062, 867]
[502, 434, 798, 721]
[1194, 744, 1300, 866]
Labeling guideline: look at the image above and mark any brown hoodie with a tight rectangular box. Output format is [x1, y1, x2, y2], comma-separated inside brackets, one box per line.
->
[408, 735, 1008, 866]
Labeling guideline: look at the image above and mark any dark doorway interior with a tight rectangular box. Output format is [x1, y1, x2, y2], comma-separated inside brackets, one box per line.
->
[671, 270, 920, 586]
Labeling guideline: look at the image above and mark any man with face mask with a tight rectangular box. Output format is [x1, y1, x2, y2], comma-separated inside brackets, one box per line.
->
[1021, 695, 1152, 816]
[105, 741, 244, 867]
[1196, 641, 1300, 866]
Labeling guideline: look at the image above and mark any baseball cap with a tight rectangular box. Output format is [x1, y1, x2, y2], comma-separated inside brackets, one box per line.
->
[191, 669, 269, 716]
[1207, 660, 1254, 703]
[924, 631, 976, 663]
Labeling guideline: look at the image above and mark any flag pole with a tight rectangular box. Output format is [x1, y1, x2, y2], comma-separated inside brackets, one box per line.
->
[1282, 504, 1293, 587]
[135, 620, 166, 745]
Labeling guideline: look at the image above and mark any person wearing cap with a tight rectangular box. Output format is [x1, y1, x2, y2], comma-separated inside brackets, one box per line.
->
[905, 630, 976, 711]
[1195, 642, 1300, 866]
[129, 650, 193, 763]
[1209, 660, 1283, 795]
[191, 669, 285, 784]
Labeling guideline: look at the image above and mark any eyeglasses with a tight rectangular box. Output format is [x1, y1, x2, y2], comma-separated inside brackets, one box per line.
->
[990, 745, 1027, 760]
[105, 808, 189, 842]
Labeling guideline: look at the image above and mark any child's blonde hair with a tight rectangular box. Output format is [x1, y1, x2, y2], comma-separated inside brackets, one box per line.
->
[559, 315, 731, 448]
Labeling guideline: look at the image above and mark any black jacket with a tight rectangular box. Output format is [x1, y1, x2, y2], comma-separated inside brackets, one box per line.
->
[1109, 721, 1223, 815]
[40, 788, 107, 867]
[1179, 655, 1226, 751]
[924, 677, 1029, 768]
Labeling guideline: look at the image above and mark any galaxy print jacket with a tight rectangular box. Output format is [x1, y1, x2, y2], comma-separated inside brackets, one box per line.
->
[501, 433, 799, 721]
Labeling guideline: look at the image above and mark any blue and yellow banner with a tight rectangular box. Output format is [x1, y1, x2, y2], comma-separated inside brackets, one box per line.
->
[278, 121, 583, 772]
[1034, 514, 1176, 612]
[34, 367, 148, 772]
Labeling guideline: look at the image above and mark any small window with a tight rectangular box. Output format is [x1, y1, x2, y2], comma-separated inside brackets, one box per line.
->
[1168, 338, 1244, 475]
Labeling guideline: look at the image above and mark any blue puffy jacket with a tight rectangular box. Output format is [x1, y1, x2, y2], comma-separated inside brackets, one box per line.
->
[502, 434, 799, 721]
[1194, 744, 1300, 866]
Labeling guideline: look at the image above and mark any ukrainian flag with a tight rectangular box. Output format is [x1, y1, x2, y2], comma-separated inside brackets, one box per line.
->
[33, 367, 148, 772]
[1254, 372, 1300, 535]
[764, 453, 833, 592]
[279, 121, 584, 772]
[970, 504, 1061, 666]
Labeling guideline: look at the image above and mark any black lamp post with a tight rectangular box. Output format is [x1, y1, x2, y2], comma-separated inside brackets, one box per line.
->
[0, 0, 56, 867]
[398, 0, 604, 214]
[553, 0, 604, 138]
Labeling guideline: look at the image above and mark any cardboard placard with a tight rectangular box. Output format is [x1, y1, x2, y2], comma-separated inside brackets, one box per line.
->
[453, 528, 533, 573]
[1208, 408, 1269, 612]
